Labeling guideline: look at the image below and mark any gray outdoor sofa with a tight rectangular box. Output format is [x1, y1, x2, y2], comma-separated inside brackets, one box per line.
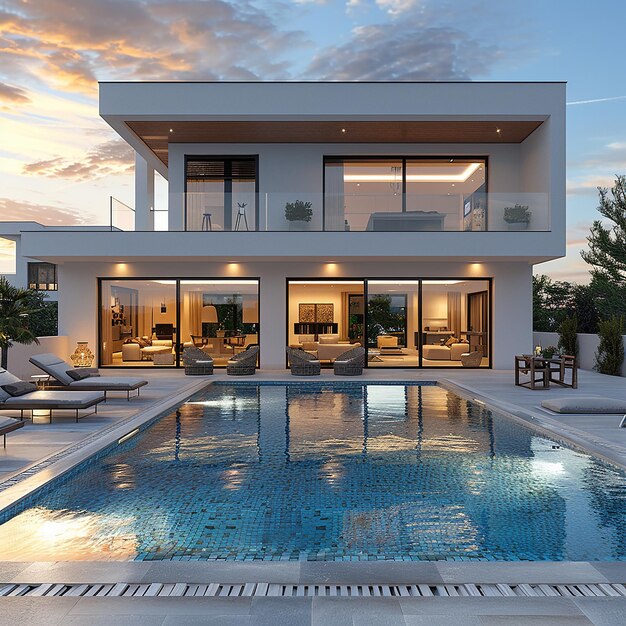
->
[0, 367, 105, 423]
[30, 354, 148, 400]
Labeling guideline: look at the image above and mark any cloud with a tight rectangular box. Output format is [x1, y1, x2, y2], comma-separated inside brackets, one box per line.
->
[307, 22, 501, 80]
[0, 81, 30, 104]
[375, 0, 421, 15]
[0, 197, 89, 226]
[0, 0, 305, 95]
[22, 139, 134, 181]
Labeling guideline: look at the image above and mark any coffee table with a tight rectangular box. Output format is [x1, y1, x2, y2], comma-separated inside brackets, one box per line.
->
[141, 346, 171, 361]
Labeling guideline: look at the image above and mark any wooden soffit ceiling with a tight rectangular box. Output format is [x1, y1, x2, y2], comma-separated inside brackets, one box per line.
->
[126, 120, 544, 166]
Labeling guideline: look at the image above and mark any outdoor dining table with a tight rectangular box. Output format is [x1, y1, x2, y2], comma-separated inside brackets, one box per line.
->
[514, 354, 578, 390]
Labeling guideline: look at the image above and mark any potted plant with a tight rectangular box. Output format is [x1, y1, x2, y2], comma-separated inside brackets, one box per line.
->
[541, 345, 558, 359]
[285, 200, 313, 231]
[503, 204, 531, 230]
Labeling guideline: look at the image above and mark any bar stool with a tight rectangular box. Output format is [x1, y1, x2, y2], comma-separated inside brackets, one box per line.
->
[201, 213, 212, 231]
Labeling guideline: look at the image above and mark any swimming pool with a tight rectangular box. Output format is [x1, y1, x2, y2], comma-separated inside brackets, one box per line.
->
[0, 383, 624, 562]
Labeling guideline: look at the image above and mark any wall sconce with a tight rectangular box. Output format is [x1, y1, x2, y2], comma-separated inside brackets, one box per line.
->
[70, 341, 95, 368]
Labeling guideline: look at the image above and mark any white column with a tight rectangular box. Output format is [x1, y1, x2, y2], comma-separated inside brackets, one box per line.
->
[259, 267, 286, 369]
[134, 153, 155, 231]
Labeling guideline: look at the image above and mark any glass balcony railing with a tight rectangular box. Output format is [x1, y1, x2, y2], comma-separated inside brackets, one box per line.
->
[110, 196, 135, 231]
[182, 192, 550, 232]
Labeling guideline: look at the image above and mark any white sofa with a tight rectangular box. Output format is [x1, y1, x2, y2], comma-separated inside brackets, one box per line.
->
[296, 334, 360, 362]
[122, 339, 173, 361]
[422, 343, 468, 361]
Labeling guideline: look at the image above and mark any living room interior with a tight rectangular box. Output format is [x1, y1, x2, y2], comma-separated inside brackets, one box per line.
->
[100, 279, 259, 367]
[288, 278, 490, 368]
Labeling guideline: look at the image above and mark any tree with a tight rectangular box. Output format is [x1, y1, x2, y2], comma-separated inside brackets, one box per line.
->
[558, 314, 578, 357]
[581, 176, 626, 319]
[366, 294, 405, 346]
[0, 277, 46, 370]
[595, 315, 624, 376]
[532, 274, 574, 331]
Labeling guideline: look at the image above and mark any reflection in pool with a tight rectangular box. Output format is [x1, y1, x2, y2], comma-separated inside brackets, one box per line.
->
[0, 383, 624, 562]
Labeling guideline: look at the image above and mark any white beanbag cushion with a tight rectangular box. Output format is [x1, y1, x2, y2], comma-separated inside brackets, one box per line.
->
[542, 397, 626, 414]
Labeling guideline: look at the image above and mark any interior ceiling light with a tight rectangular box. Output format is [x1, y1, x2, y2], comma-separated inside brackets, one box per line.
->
[289, 281, 363, 285]
[341, 128, 346, 133]
[344, 163, 481, 183]
[423, 280, 463, 285]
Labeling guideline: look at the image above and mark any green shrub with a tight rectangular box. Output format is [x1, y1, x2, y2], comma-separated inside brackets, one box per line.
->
[503, 204, 531, 223]
[558, 314, 579, 357]
[595, 315, 624, 376]
[285, 200, 313, 222]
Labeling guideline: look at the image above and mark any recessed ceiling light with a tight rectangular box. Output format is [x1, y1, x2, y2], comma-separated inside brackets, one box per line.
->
[496, 128, 501, 134]
[341, 128, 346, 133]
[451, 183, 455, 187]
[169, 128, 174, 133]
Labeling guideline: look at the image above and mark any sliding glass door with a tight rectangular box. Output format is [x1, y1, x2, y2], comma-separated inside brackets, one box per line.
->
[99, 278, 259, 368]
[287, 278, 491, 369]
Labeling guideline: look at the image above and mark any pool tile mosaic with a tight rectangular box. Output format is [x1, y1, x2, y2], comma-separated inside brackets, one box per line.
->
[0, 383, 624, 562]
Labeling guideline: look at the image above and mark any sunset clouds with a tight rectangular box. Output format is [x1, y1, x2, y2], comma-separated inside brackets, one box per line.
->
[1, 0, 625, 283]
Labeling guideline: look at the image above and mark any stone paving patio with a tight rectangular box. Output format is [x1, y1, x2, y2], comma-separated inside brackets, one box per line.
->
[0, 367, 624, 624]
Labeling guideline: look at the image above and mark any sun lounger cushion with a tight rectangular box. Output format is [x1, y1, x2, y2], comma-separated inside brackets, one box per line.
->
[1, 381, 37, 397]
[542, 397, 626, 414]
[30, 353, 75, 385]
[67, 369, 98, 381]
[0, 369, 23, 402]
[30, 354, 147, 391]
[66, 377, 147, 391]
[1, 390, 104, 408]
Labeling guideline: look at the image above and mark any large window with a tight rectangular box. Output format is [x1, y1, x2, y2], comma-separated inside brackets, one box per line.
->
[99, 278, 259, 367]
[288, 278, 490, 368]
[28, 262, 57, 291]
[185, 157, 257, 231]
[324, 157, 486, 231]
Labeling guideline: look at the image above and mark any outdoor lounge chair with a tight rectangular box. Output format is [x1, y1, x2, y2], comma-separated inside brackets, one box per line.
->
[333, 346, 365, 376]
[0, 367, 105, 423]
[0, 416, 24, 446]
[287, 347, 321, 376]
[182, 346, 214, 375]
[30, 353, 148, 400]
[226, 345, 259, 376]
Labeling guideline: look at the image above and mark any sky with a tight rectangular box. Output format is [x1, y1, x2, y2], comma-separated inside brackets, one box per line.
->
[1, 0, 625, 281]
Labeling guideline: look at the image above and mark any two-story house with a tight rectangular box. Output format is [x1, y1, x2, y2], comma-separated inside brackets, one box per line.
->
[2, 81, 565, 370]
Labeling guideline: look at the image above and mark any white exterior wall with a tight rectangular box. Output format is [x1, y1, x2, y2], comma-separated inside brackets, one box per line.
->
[58, 259, 531, 370]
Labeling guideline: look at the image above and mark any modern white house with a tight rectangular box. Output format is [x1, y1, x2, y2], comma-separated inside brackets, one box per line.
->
[1, 81, 565, 370]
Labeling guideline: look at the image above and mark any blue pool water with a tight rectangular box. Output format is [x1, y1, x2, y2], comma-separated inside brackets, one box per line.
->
[0, 383, 624, 562]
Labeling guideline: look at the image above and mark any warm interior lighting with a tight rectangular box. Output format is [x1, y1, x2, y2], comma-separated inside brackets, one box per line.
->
[422, 280, 463, 285]
[180, 279, 258, 285]
[368, 280, 420, 286]
[201, 304, 218, 324]
[289, 280, 363, 285]
[344, 163, 481, 183]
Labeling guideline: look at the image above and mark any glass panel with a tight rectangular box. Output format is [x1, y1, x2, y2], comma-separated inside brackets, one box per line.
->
[325, 159, 403, 231]
[0, 237, 16, 275]
[231, 179, 256, 231]
[405, 159, 486, 232]
[367, 280, 419, 368]
[28, 263, 57, 291]
[185, 158, 257, 231]
[421, 280, 490, 367]
[287, 280, 365, 367]
[100, 280, 177, 367]
[179, 280, 259, 368]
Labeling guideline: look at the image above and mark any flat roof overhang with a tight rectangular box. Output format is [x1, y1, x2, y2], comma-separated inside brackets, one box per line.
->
[99, 82, 564, 175]
[18, 231, 565, 265]
[125, 120, 543, 168]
